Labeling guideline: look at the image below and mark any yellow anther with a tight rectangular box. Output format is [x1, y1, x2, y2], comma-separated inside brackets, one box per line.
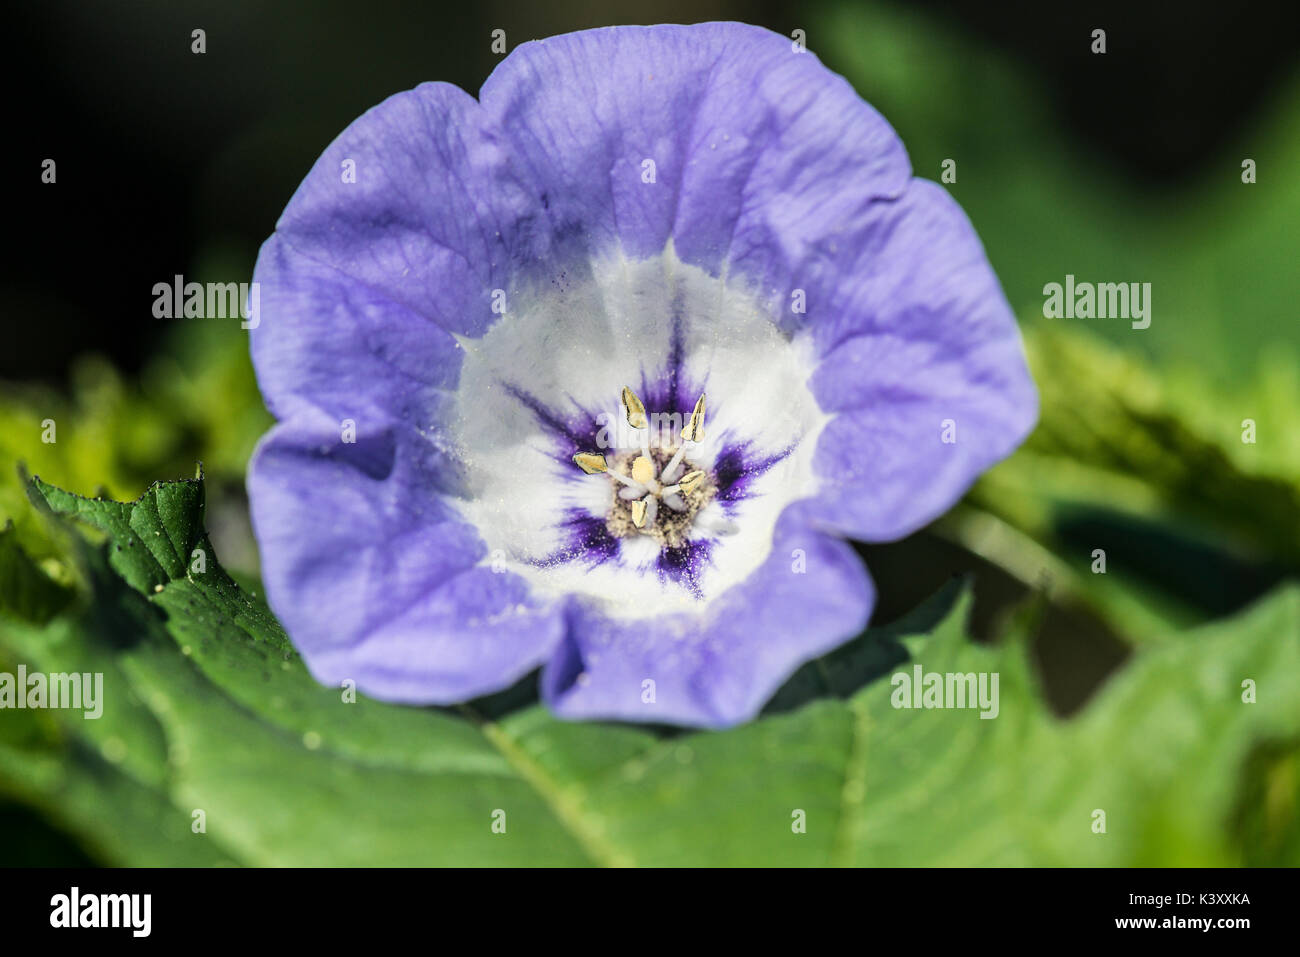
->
[630, 455, 656, 484]
[681, 393, 706, 442]
[621, 387, 648, 429]
[631, 499, 648, 528]
[678, 469, 706, 493]
[573, 452, 608, 474]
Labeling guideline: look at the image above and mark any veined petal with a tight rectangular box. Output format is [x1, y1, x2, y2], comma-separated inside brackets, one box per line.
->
[542, 505, 874, 728]
[805, 181, 1038, 541]
[479, 22, 910, 276]
[248, 410, 565, 703]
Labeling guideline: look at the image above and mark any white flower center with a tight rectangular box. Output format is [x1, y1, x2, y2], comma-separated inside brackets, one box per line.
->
[446, 245, 829, 619]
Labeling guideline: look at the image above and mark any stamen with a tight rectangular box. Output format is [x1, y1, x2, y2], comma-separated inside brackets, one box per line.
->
[660, 445, 688, 483]
[681, 393, 706, 443]
[661, 470, 705, 497]
[607, 470, 646, 490]
[574, 389, 720, 544]
[573, 452, 608, 474]
[577, 453, 645, 490]
[621, 387, 648, 429]
[678, 469, 706, 493]
[622, 387, 653, 456]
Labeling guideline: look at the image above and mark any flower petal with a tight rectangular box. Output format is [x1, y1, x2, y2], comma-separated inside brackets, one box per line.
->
[541, 504, 874, 727]
[251, 236, 462, 424]
[479, 22, 910, 280]
[247, 410, 565, 703]
[805, 181, 1038, 541]
[256, 81, 553, 412]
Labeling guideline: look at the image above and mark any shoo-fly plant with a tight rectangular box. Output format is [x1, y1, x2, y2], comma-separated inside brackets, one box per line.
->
[246, 23, 1037, 728]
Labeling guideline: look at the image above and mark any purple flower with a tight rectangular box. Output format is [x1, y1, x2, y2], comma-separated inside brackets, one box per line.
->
[247, 23, 1036, 728]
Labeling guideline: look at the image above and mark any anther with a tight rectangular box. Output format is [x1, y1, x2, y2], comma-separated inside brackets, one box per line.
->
[678, 469, 706, 493]
[681, 393, 706, 443]
[573, 452, 608, 474]
[621, 387, 648, 429]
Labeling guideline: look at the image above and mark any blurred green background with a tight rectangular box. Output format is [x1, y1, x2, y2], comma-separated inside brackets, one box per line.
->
[2, 1, 1298, 866]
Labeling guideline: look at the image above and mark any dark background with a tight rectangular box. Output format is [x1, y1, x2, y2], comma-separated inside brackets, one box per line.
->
[7, 0, 1300, 383]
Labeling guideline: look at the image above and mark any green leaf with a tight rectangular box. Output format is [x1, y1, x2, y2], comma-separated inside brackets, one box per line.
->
[945, 325, 1300, 644]
[29, 472, 206, 594]
[843, 586, 1300, 865]
[0, 522, 74, 624]
[2, 474, 1296, 865]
